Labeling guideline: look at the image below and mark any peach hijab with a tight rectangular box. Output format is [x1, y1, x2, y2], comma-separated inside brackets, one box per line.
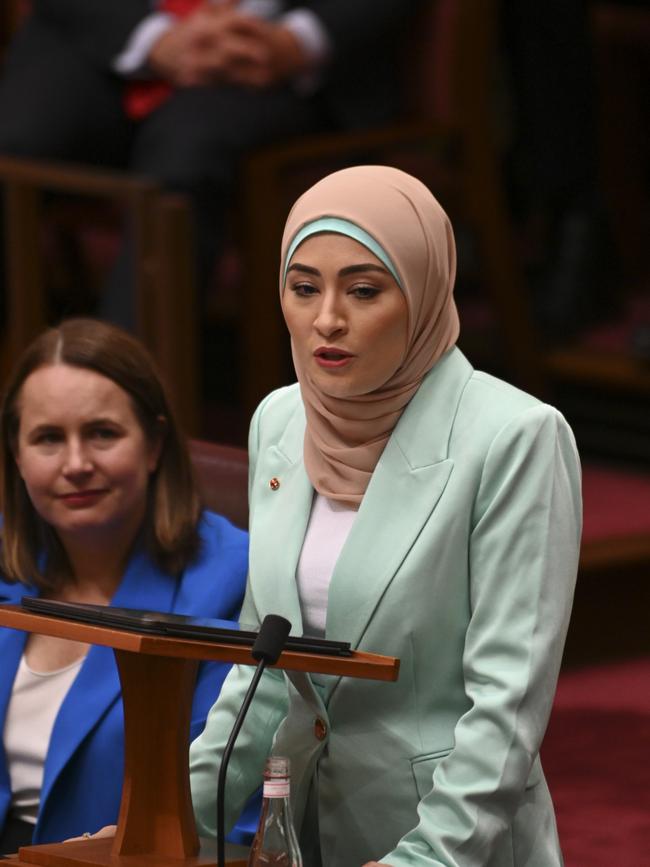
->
[279, 165, 459, 505]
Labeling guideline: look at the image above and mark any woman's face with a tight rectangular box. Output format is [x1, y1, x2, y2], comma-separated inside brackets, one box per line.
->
[14, 364, 161, 551]
[282, 233, 409, 398]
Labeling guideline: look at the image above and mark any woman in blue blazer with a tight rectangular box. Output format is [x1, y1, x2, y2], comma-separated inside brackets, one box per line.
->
[0, 319, 250, 851]
[189, 167, 582, 866]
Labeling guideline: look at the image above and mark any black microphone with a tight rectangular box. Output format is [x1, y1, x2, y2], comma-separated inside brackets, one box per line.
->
[216, 615, 291, 867]
[251, 614, 292, 665]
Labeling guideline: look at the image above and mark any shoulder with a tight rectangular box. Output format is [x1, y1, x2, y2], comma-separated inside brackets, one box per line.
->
[394, 349, 574, 468]
[251, 383, 302, 429]
[0, 567, 36, 604]
[465, 368, 544, 421]
[449, 372, 580, 509]
[453, 369, 573, 455]
[0, 575, 25, 604]
[195, 511, 248, 571]
[399, 351, 578, 476]
[249, 383, 304, 452]
[173, 511, 248, 617]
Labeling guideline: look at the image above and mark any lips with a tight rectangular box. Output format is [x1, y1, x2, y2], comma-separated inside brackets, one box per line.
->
[314, 347, 353, 361]
[313, 346, 355, 369]
[57, 489, 108, 508]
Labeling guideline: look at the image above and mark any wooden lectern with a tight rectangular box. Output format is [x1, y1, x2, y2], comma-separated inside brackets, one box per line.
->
[0, 605, 399, 867]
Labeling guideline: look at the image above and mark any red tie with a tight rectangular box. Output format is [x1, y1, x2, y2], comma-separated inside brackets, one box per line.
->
[124, 0, 203, 120]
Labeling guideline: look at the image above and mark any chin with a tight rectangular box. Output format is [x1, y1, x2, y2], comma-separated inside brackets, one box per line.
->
[317, 377, 378, 400]
[56, 519, 105, 537]
[52, 509, 111, 535]
[308, 370, 353, 396]
[314, 380, 358, 399]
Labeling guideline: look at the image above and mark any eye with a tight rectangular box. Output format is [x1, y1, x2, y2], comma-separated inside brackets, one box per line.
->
[349, 284, 380, 300]
[289, 281, 319, 298]
[90, 426, 119, 442]
[34, 430, 62, 446]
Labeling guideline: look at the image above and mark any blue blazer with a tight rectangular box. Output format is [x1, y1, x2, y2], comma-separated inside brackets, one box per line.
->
[0, 511, 249, 844]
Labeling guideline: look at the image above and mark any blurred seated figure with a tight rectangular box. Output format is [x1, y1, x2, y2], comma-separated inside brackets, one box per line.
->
[503, 0, 619, 340]
[0, 318, 252, 852]
[0, 0, 419, 327]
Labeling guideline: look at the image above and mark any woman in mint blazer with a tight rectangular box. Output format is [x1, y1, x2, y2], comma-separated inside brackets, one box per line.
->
[190, 167, 581, 866]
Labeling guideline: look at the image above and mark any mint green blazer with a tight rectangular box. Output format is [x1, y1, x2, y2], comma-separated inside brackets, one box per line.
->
[190, 348, 581, 867]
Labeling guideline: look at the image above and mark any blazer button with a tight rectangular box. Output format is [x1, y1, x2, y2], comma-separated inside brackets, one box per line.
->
[314, 717, 327, 741]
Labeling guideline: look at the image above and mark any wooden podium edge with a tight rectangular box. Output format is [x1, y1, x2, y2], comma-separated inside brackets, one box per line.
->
[0, 604, 400, 681]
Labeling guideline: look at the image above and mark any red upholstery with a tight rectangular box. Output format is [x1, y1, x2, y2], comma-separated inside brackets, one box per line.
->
[189, 439, 248, 529]
[582, 464, 650, 544]
[580, 463, 650, 571]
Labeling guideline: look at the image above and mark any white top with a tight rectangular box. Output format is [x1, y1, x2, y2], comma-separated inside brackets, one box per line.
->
[296, 494, 358, 638]
[4, 655, 84, 823]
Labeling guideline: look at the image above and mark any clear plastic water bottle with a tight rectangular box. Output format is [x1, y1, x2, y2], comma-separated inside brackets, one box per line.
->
[247, 756, 303, 867]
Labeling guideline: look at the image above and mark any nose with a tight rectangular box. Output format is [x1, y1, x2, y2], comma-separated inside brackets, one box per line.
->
[62, 438, 93, 479]
[313, 291, 347, 338]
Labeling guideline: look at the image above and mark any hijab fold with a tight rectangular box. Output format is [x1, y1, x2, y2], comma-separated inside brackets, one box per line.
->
[280, 166, 460, 505]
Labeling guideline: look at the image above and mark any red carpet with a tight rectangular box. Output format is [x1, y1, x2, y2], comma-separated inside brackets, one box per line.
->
[542, 659, 650, 866]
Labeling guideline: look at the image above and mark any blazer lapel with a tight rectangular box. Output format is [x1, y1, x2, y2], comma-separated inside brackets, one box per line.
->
[249, 349, 472, 681]
[324, 348, 473, 670]
[325, 453, 454, 651]
[0, 605, 30, 732]
[40, 550, 178, 806]
[248, 404, 313, 635]
[0, 608, 30, 821]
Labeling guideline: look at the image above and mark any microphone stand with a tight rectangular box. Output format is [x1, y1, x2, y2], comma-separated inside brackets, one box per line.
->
[216, 615, 291, 867]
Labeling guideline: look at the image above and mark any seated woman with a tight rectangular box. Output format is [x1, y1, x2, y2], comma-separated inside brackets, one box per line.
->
[189, 166, 582, 866]
[0, 318, 251, 852]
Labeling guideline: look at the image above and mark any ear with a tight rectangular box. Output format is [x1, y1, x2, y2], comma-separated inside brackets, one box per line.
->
[147, 416, 167, 473]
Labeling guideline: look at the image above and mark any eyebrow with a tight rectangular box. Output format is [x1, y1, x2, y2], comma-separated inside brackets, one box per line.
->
[26, 417, 121, 434]
[287, 263, 389, 277]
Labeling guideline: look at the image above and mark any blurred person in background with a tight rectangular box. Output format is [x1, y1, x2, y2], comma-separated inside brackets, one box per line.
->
[503, 0, 620, 340]
[0, 0, 420, 328]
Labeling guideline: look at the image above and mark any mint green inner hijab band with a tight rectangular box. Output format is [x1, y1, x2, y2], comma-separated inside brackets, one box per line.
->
[283, 217, 403, 288]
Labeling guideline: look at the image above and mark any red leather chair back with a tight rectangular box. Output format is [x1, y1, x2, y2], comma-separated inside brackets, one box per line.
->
[189, 439, 248, 529]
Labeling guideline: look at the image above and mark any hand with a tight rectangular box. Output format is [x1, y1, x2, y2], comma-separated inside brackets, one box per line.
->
[65, 825, 116, 842]
[148, 3, 309, 88]
[220, 16, 310, 88]
[148, 1, 242, 87]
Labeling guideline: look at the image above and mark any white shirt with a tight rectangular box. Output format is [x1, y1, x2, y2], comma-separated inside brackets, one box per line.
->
[4, 655, 84, 823]
[296, 494, 358, 638]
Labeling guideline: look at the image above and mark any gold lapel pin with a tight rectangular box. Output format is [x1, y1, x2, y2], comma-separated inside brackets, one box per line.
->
[269, 477, 280, 491]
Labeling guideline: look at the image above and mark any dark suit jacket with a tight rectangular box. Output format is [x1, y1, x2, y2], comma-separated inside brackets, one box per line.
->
[31, 0, 422, 127]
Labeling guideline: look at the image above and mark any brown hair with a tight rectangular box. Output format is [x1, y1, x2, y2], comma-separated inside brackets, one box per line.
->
[0, 318, 201, 589]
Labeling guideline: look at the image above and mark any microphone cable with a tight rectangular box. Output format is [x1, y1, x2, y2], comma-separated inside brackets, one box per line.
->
[216, 614, 291, 867]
